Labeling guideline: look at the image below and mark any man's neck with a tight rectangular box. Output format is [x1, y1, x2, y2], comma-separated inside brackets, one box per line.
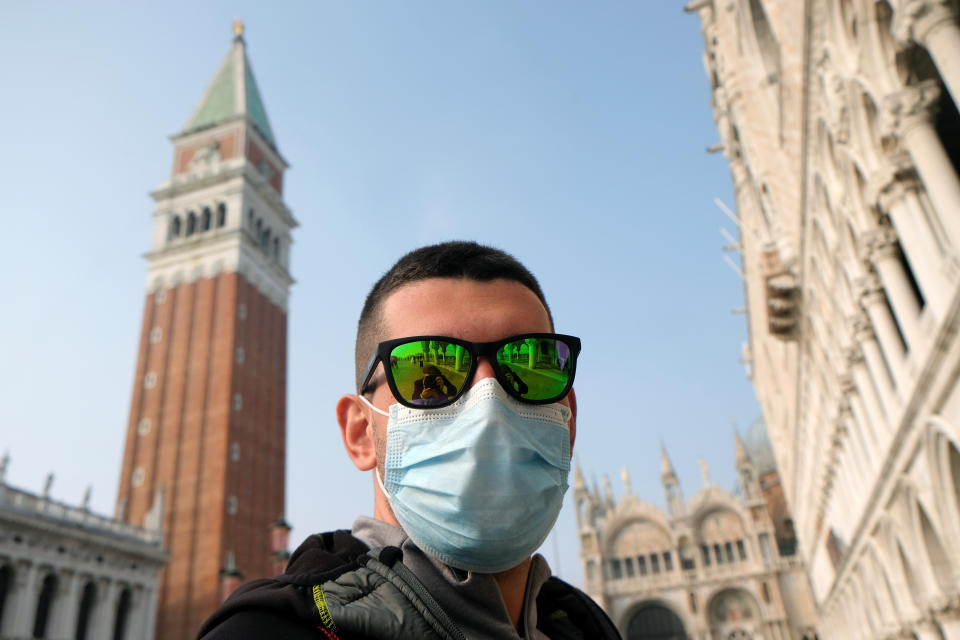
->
[494, 557, 532, 631]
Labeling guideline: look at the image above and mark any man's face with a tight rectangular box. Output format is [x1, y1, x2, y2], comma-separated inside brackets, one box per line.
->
[364, 277, 577, 477]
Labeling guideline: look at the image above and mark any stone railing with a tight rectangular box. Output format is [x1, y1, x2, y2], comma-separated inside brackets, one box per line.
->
[0, 485, 162, 546]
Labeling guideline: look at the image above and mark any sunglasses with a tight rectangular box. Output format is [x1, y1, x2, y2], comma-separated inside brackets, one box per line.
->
[360, 333, 581, 409]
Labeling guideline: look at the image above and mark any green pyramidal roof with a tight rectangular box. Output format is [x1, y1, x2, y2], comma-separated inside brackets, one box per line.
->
[183, 36, 277, 147]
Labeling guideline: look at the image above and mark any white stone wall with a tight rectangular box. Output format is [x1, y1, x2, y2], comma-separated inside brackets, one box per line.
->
[689, 0, 960, 636]
[0, 484, 166, 640]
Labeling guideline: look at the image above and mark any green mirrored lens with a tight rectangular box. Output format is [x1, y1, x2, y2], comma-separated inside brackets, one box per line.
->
[495, 337, 572, 401]
[389, 340, 472, 406]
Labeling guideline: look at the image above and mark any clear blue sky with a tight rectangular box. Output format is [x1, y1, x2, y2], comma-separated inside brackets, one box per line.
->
[0, 2, 759, 585]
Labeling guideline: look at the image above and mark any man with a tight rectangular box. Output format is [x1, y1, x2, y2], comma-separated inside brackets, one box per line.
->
[199, 241, 620, 639]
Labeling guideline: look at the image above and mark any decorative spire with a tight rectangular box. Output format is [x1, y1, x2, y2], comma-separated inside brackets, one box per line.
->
[233, 19, 245, 38]
[574, 462, 585, 489]
[621, 466, 633, 494]
[734, 428, 752, 465]
[698, 457, 711, 485]
[660, 442, 677, 479]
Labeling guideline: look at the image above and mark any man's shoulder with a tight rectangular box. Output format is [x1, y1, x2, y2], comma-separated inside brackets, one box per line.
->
[536, 576, 621, 640]
[197, 530, 369, 639]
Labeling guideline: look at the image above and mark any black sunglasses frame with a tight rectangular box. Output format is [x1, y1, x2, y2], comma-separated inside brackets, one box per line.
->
[360, 333, 581, 409]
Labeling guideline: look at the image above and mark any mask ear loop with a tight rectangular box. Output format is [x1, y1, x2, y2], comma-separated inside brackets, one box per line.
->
[359, 394, 393, 497]
[358, 393, 390, 417]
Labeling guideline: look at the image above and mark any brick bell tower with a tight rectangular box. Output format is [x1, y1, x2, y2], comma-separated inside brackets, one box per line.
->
[115, 23, 295, 638]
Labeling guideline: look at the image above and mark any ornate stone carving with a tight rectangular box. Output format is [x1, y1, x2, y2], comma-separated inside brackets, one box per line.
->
[892, 0, 958, 43]
[882, 79, 941, 137]
[864, 225, 900, 262]
[854, 273, 885, 307]
[866, 152, 918, 205]
[844, 345, 866, 367]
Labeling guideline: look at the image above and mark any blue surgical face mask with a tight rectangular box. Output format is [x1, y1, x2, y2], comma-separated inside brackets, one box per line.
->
[361, 377, 571, 573]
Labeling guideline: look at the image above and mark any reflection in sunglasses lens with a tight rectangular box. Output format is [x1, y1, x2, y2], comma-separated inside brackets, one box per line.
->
[495, 338, 571, 401]
[390, 341, 471, 406]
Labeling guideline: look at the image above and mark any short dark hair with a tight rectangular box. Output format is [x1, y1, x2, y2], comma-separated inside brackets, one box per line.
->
[354, 241, 553, 390]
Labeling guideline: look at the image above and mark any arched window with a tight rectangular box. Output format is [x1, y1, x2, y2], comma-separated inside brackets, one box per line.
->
[217, 203, 227, 227]
[247, 209, 255, 229]
[0, 564, 11, 631]
[273, 237, 280, 260]
[33, 573, 58, 639]
[262, 228, 271, 251]
[75, 581, 96, 640]
[169, 215, 182, 239]
[627, 603, 686, 640]
[112, 587, 132, 640]
[201, 207, 212, 232]
[186, 212, 197, 237]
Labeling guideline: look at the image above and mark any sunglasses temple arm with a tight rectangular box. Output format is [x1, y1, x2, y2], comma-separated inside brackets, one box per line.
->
[359, 351, 381, 393]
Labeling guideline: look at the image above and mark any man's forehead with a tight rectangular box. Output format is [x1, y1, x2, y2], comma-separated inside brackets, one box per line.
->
[378, 277, 552, 340]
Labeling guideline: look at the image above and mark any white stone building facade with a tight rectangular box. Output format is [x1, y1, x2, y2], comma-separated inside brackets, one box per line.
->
[687, 0, 960, 638]
[576, 426, 818, 640]
[0, 464, 166, 640]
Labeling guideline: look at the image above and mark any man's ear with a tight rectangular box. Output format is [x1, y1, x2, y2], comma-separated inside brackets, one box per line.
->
[337, 394, 377, 471]
[567, 388, 577, 451]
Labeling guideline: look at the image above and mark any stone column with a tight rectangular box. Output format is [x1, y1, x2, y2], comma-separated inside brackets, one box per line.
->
[937, 612, 960, 640]
[866, 226, 924, 352]
[848, 317, 897, 427]
[89, 578, 121, 640]
[885, 81, 960, 249]
[4, 559, 38, 638]
[839, 385, 881, 469]
[873, 167, 948, 317]
[857, 277, 909, 394]
[128, 585, 148, 640]
[141, 585, 158, 640]
[915, 619, 945, 640]
[51, 569, 80, 639]
[894, 1, 960, 107]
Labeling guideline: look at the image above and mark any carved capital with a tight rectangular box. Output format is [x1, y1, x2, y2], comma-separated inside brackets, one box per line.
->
[838, 373, 856, 396]
[882, 80, 941, 137]
[844, 344, 866, 367]
[865, 225, 900, 262]
[866, 152, 919, 206]
[893, 0, 958, 43]
[855, 274, 885, 307]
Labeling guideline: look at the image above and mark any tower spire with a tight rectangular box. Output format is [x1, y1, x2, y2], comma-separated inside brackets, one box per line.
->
[181, 26, 278, 149]
[660, 442, 684, 517]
